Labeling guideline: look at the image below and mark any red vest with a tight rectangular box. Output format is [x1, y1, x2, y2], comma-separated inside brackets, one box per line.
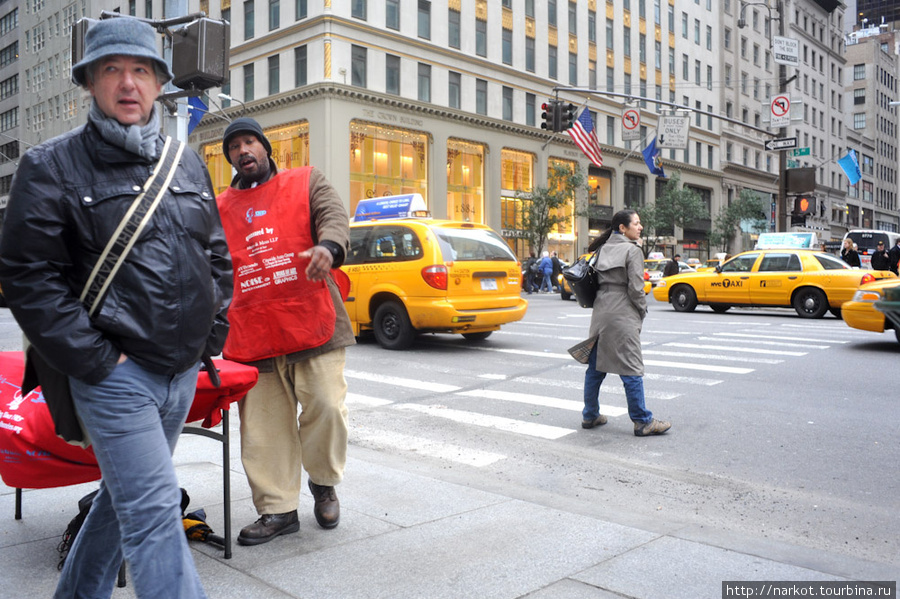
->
[216, 168, 335, 362]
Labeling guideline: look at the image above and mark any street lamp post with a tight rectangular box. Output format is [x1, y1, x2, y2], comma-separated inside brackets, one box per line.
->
[739, 0, 787, 232]
[218, 93, 248, 117]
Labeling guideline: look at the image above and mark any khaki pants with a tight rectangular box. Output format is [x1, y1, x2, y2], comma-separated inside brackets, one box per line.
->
[238, 349, 349, 514]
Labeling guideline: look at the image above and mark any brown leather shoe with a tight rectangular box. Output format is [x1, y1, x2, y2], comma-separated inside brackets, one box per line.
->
[634, 419, 672, 437]
[237, 510, 299, 546]
[308, 480, 340, 529]
[581, 414, 608, 429]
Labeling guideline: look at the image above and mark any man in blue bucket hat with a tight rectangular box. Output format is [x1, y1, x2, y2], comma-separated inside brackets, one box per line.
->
[0, 17, 231, 599]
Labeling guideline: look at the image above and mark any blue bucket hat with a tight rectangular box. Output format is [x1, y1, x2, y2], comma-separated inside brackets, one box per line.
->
[71, 18, 174, 86]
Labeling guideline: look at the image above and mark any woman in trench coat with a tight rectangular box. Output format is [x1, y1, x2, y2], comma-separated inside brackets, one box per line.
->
[580, 209, 671, 437]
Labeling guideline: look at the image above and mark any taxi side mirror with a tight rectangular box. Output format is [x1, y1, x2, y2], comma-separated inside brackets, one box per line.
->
[715, 265, 723, 273]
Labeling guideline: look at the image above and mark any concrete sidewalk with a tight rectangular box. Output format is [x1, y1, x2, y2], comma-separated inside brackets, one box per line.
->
[1, 421, 896, 599]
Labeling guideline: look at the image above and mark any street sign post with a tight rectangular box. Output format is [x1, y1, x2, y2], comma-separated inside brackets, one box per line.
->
[657, 114, 690, 149]
[773, 36, 799, 67]
[764, 137, 798, 151]
[621, 107, 641, 141]
[769, 94, 791, 128]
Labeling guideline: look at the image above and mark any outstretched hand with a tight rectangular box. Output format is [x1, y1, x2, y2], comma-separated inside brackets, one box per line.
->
[300, 245, 333, 282]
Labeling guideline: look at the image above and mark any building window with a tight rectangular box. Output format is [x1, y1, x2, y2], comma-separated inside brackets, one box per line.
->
[268, 55, 279, 95]
[418, 0, 430, 40]
[417, 63, 431, 102]
[853, 64, 865, 80]
[351, 45, 367, 88]
[476, 79, 487, 115]
[548, 0, 557, 27]
[449, 71, 461, 109]
[526, 0, 535, 18]
[854, 88, 865, 104]
[606, 18, 613, 50]
[349, 121, 429, 213]
[588, 9, 596, 43]
[502, 28, 512, 65]
[385, 54, 400, 95]
[269, 0, 279, 30]
[352, 0, 366, 20]
[624, 173, 645, 208]
[294, 45, 307, 87]
[502, 86, 513, 121]
[569, 52, 577, 85]
[296, 0, 306, 19]
[526, 93, 535, 127]
[448, 8, 460, 48]
[447, 139, 485, 223]
[624, 26, 631, 57]
[568, 1, 577, 34]
[526, 36, 535, 72]
[549, 45, 558, 79]
[853, 113, 865, 129]
[244, 63, 254, 102]
[476, 18, 487, 57]
[386, 0, 399, 29]
[244, 0, 254, 40]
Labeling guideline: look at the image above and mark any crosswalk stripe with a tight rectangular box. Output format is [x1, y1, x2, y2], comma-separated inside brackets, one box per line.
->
[344, 370, 461, 392]
[512, 376, 679, 400]
[644, 359, 755, 374]
[496, 330, 584, 341]
[696, 336, 828, 349]
[352, 427, 505, 467]
[346, 393, 393, 407]
[713, 332, 848, 344]
[456, 389, 630, 417]
[394, 404, 575, 440]
[644, 349, 783, 364]
[663, 342, 807, 357]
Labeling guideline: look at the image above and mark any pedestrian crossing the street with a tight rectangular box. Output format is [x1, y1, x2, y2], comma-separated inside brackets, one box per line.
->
[346, 318, 872, 468]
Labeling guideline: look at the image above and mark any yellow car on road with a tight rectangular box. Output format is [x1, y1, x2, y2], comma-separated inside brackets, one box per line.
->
[342, 196, 527, 349]
[842, 278, 900, 343]
[652, 249, 896, 318]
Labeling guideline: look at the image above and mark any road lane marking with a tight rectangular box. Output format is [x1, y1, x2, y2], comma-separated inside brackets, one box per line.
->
[512, 376, 679, 400]
[696, 336, 828, 349]
[663, 342, 806, 357]
[644, 359, 755, 374]
[344, 370, 461, 392]
[345, 393, 393, 407]
[394, 404, 575, 439]
[456, 389, 630, 416]
[644, 349, 783, 364]
[711, 332, 843, 344]
[495, 330, 584, 341]
[352, 427, 506, 467]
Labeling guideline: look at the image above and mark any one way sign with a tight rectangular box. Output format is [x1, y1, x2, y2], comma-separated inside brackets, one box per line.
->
[764, 137, 798, 151]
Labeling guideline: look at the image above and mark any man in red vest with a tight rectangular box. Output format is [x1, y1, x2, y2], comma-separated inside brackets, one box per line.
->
[216, 118, 354, 545]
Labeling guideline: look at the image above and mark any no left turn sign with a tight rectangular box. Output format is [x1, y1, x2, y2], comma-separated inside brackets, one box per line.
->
[770, 95, 791, 128]
[622, 108, 641, 140]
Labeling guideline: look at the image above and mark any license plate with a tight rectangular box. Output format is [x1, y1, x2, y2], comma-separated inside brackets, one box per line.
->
[480, 278, 498, 290]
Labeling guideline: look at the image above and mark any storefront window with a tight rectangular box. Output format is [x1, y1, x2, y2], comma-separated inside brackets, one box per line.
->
[548, 157, 577, 259]
[349, 120, 428, 216]
[500, 149, 535, 258]
[446, 139, 485, 222]
[202, 122, 309, 196]
[587, 168, 612, 237]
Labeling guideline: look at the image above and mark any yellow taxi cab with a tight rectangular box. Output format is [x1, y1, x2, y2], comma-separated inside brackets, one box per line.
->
[652, 248, 896, 318]
[841, 277, 900, 343]
[341, 195, 528, 349]
[558, 253, 651, 301]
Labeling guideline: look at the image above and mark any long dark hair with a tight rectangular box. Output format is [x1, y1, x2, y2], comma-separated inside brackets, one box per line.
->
[588, 209, 638, 252]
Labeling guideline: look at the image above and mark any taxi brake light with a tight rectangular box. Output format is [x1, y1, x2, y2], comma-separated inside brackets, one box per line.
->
[421, 265, 448, 290]
[860, 273, 876, 285]
[644, 271, 650, 281]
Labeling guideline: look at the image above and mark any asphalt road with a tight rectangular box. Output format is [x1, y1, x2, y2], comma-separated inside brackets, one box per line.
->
[1, 293, 897, 568]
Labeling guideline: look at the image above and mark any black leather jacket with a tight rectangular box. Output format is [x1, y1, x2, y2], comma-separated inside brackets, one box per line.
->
[0, 122, 232, 384]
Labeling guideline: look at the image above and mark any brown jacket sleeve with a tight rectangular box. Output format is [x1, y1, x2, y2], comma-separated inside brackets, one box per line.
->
[308, 167, 350, 257]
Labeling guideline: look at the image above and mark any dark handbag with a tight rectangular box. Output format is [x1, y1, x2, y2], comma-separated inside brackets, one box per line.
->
[562, 252, 599, 308]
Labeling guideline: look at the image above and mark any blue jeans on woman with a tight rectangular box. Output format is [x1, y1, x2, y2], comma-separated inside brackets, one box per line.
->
[582, 342, 652, 424]
[57, 359, 206, 599]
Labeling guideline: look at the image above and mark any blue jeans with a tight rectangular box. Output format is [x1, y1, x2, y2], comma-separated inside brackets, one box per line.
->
[57, 359, 206, 599]
[582, 343, 652, 424]
[540, 272, 553, 292]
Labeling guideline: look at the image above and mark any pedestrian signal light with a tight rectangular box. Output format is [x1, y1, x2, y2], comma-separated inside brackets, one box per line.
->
[793, 195, 816, 216]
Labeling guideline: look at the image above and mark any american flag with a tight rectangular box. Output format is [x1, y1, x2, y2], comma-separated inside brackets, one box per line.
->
[565, 108, 603, 167]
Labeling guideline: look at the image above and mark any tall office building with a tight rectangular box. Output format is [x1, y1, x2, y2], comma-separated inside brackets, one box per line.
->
[0, 0, 20, 223]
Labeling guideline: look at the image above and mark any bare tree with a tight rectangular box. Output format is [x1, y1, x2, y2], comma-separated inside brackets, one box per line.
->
[517, 163, 587, 256]
[636, 172, 709, 258]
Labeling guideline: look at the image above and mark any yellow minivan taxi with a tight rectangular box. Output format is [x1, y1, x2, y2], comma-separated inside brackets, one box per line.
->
[341, 196, 528, 349]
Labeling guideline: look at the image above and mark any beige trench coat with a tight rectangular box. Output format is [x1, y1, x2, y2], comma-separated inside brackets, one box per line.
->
[587, 233, 648, 376]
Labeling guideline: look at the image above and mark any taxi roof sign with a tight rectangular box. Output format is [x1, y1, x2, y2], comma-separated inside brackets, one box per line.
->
[353, 194, 430, 222]
[754, 232, 819, 250]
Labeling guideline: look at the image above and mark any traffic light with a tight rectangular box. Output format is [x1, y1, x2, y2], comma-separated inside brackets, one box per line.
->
[541, 100, 560, 132]
[793, 195, 816, 216]
[561, 103, 577, 129]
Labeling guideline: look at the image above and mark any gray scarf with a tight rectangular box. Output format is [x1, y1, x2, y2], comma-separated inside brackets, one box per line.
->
[88, 101, 161, 160]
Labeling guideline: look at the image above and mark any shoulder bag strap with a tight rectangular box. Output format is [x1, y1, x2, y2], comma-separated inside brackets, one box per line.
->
[79, 136, 186, 316]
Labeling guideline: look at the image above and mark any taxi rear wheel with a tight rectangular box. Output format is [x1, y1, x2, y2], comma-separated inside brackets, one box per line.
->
[710, 303, 731, 313]
[792, 288, 828, 319]
[373, 301, 416, 350]
[671, 285, 698, 312]
[462, 331, 493, 341]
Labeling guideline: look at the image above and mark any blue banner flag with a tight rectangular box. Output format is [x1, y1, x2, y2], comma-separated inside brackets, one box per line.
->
[642, 135, 665, 177]
[187, 96, 208, 135]
[837, 149, 861, 185]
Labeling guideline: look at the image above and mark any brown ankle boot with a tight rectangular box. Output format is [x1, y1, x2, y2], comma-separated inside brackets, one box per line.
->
[308, 480, 340, 529]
